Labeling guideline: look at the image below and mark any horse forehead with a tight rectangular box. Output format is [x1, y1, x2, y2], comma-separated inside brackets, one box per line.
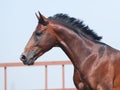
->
[36, 24, 46, 31]
[35, 20, 56, 33]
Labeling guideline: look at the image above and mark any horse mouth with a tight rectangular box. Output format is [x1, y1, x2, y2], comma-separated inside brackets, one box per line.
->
[23, 59, 35, 65]
[21, 51, 44, 65]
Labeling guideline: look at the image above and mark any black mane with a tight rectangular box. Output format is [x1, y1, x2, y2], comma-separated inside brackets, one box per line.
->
[48, 13, 102, 41]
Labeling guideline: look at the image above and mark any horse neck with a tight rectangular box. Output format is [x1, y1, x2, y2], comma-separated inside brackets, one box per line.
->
[52, 24, 96, 68]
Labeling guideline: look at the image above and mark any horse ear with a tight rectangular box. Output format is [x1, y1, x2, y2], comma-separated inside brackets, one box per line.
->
[38, 11, 47, 21]
[37, 11, 48, 26]
[35, 12, 40, 20]
[38, 11, 43, 20]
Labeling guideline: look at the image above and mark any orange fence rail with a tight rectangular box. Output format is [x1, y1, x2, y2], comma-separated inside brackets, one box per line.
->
[0, 61, 77, 90]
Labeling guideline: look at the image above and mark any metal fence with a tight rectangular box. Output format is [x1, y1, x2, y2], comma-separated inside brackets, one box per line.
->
[0, 61, 76, 90]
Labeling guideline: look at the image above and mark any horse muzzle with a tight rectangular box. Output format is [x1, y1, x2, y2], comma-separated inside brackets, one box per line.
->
[20, 53, 36, 65]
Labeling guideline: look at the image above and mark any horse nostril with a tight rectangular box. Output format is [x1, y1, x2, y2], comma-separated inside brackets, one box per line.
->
[20, 54, 27, 62]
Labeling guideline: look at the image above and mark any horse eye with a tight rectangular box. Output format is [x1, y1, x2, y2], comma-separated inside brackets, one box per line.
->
[35, 32, 43, 36]
[35, 32, 43, 40]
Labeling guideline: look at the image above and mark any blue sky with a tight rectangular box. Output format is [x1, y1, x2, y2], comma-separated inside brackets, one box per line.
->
[0, 0, 120, 62]
[0, 0, 120, 90]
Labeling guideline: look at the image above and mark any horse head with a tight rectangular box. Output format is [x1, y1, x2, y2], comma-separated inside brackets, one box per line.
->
[20, 12, 58, 65]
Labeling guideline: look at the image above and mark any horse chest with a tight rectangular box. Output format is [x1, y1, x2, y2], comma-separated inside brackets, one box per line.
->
[81, 58, 114, 90]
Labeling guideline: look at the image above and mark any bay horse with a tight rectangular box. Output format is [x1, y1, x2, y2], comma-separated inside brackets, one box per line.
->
[20, 12, 120, 90]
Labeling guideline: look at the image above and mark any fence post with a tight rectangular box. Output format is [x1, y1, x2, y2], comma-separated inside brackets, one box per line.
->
[62, 65, 65, 89]
[4, 67, 7, 90]
[45, 65, 48, 90]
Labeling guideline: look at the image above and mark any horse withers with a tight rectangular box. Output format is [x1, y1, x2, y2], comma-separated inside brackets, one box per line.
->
[20, 12, 120, 90]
